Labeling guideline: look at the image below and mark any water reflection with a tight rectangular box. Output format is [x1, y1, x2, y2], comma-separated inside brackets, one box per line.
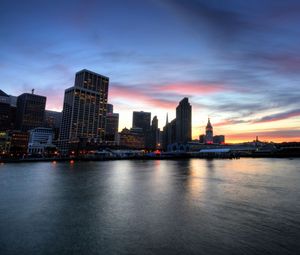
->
[0, 159, 300, 254]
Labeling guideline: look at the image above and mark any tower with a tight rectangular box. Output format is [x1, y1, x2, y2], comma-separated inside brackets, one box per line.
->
[205, 118, 213, 144]
[176, 97, 191, 143]
[59, 69, 109, 152]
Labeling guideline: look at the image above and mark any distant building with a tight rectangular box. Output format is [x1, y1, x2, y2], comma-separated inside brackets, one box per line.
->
[213, 135, 225, 144]
[0, 131, 11, 155]
[199, 134, 205, 144]
[205, 118, 213, 144]
[119, 128, 145, 149]
[107, 103, 113, 114]
[176, 97, 191, 144]
[44, 110, 62, 140]
[132, 111, 151, 133]
[28, 127, 55, 155]
[145, 115, 160, 150]
[59, 69, 109, 153]
[162, 114, 177, 151]
[0, 90, 15, 131]
[105, 106, 119, 145]
[16, 92, 46, 131]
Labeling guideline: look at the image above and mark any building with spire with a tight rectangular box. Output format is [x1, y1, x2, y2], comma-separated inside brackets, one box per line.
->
[199, 118, 225, 145]
[205, 118, 213, 144]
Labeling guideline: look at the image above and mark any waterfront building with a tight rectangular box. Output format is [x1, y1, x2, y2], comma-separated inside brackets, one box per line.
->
[132, 111, 151, 133]
[176, 97, 191, 144]
[213, 135, 225, 144]
[119, 128, 145, 149]
[59, 69, 109, 153]
[9, 130, 29, 156]
[205, 118, 213, 144]
[28, 127, 55, 155]
[15, 92, 46, 131]
[0, 131, 11, 155]
[105, 104, 119, 145]
[199, 134, 205, 144]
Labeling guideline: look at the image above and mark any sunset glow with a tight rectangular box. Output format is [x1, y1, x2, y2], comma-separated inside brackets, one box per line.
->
[1, 0, 299, 143]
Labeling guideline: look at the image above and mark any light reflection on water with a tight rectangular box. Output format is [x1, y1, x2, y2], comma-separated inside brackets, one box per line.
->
[0, 158, 300, 254]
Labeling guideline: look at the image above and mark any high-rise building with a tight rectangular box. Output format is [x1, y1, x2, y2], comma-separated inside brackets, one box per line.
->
[176, 97, 191, 143]
[205, 118, 213, 144]
[44, 110, 62, 140]
[15, 92, 46, 131]
[145, 115, 159, 150]
[59, 69, 109, 152]
[132, 111, 151, 133]
[105, 104, 119, 144]
[107, 103, 113, 114]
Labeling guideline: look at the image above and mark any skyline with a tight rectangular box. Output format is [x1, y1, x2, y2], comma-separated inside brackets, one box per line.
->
[1, 0, 300, 143]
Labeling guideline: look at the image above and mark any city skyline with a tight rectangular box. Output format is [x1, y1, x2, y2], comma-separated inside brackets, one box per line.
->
[1, 0, 300, 143]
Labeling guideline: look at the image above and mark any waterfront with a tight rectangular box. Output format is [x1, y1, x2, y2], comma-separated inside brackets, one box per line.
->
[0, 159, 300, 254]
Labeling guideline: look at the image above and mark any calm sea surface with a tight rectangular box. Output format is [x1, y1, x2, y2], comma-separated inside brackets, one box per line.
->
[0, 158, 300, 254]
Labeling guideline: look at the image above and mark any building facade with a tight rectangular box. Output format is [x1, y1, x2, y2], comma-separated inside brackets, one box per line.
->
[59, 69, 109, 153]
[176, 97, 191, 144]
[132, 111, 151, 133]
[0, 90, 16, 131]
[28, 127, 55, 155]
[205, 118, 213, 144]
[16, 92, 46, 131]
[119, 128, 145, 149]
[105, 112, 119, 144]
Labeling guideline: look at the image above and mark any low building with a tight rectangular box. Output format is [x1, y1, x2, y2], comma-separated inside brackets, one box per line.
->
[213, 135, 225, 144]
[119, 128, 145, 149]
[9, 131, 29, 157]
[28, 127, 55, 155]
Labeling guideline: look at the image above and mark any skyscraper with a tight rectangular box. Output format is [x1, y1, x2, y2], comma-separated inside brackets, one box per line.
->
[176, 97, 191, 143]
[132, 111, 151, 132]
[15, 92, 46, 131]
[59, 69, 109, 152]
[105, 104, 119, 144]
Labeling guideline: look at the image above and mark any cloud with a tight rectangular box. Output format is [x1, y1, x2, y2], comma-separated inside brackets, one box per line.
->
[253, 109, 300, 123]
[158, 82, 229, 95]
[109, 83, 177, 109]
[227, 129, 300, 142]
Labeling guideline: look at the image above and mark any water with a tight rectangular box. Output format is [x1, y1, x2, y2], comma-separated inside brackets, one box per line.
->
[0, 158, 300, 254]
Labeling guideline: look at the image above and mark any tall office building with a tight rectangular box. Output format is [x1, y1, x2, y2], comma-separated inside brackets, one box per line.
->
[15, 92, 46, 131]
[107, 103, 113, 114]
[105, 104, 119, 144]
[132, 111, 151, 132]
[145, 115, 159, 150]
[176, 97, 191, 143]
[59, 69, 109, 151]
[44, 110, 62, 140]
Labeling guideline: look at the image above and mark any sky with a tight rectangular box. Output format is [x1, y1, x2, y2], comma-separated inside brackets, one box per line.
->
[1, 0, 300, 143]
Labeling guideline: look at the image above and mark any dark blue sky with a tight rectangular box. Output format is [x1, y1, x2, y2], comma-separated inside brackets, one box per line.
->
[1, 0, 300, 142]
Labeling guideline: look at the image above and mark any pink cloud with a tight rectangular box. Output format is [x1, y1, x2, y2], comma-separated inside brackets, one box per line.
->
[109, 84, 177, 109]
[253, 109, 300, 123]
[158, 82, 227, 95]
